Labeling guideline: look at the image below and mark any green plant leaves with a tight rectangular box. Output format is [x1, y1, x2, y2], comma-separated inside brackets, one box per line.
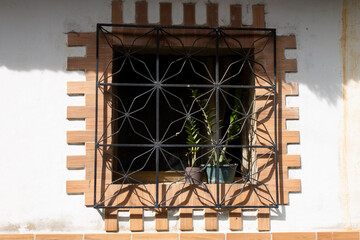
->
[189, 88, 243, 165]
[185, 116, 202, 167]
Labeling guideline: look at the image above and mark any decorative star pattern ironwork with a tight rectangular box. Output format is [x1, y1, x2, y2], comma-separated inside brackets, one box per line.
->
[95, 25, 278, 209]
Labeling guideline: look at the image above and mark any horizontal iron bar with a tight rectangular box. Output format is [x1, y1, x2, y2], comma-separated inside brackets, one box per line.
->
[97, 143, 275, 148]
[99, 82, 274, 89]
[94, 204, 278, 209]
[98, 23, 276, 32]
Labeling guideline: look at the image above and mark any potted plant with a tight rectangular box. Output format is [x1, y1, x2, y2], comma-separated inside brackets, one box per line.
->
[184, 116, 203, 184]
[190, 89, 239, 184]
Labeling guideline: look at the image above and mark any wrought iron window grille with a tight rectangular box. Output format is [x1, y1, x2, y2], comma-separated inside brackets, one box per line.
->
[95, 24, 278, 209]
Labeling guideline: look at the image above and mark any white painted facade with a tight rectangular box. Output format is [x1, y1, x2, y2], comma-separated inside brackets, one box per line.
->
[0, 0, 359, 233]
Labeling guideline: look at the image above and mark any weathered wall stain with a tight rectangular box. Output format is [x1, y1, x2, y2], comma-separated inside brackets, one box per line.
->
[340, 0, 350, 229]
[341, 0, 360, 230]
[26, 219, 69, 231]
[0, 219, 70, 232]
[0, 223, 21, 232]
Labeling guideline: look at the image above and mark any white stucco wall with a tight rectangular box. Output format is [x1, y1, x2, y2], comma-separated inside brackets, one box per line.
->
[0, 0, 358, 233]
[0, 0, 111, 232]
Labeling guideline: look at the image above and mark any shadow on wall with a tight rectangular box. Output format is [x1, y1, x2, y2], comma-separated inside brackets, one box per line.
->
[274, 0, 344, 106]
[0, 0, 350, 107]
[0, 0, 109, 71]
[296, 0, 360, 105]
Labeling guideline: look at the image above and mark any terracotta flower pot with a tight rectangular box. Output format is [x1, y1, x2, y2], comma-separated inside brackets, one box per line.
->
[185, 167, 203, 184]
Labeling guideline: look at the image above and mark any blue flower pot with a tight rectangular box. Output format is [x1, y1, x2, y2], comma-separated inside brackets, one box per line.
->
[201, 164, 238, 184]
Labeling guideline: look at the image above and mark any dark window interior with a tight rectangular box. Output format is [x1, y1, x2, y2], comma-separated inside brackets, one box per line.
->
[111, 48, 254, 181]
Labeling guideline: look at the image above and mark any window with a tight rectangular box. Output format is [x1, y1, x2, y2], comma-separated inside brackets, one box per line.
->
[95, 25, 278, 209]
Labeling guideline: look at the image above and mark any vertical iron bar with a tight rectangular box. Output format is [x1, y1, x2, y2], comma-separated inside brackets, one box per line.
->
[273, 29, 279, 207]
[215, 28, 220, 206]
[94, 24, 100, 207]
[155, 27, 160, 207]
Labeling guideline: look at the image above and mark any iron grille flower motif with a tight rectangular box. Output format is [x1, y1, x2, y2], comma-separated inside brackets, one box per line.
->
[94, 24, 278, 209]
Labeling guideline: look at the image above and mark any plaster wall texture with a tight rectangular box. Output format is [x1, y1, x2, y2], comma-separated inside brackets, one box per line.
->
[341, 0, 360, 231]
[0, 0, 357, 233]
